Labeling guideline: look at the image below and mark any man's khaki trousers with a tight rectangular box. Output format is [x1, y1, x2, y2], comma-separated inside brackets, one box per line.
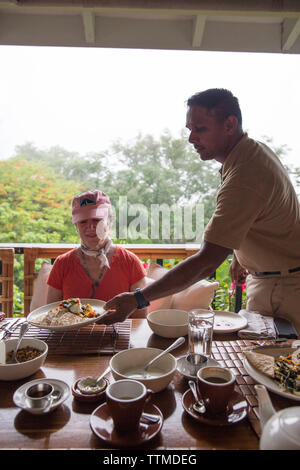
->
[246, 271, 300, 335]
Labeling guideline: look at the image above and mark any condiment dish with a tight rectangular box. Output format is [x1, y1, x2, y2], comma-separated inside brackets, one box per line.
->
[72, 378, 109, 403]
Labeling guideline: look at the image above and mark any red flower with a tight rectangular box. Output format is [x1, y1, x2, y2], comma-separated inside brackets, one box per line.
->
[230, 282, 247, 292]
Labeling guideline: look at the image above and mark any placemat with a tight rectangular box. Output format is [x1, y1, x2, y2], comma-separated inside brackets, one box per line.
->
[8, 319, 132, 356]
[211, 339, 276, 438]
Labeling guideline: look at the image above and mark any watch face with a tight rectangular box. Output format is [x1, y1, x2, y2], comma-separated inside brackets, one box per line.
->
[134, 289, 149, 309]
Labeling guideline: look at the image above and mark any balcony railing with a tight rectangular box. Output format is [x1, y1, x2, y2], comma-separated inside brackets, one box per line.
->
[0, 243, 242, 317]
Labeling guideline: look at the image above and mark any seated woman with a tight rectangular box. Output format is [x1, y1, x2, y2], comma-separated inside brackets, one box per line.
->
[47, 189, 147, 317]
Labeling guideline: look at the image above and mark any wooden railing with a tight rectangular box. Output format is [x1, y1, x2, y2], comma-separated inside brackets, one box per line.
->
[0, 243, 242, 317]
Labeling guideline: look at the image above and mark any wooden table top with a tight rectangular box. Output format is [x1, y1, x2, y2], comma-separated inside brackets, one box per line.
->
[0, 319, 295, 451]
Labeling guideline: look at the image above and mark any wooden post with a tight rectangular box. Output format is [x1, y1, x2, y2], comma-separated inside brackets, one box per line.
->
[0, 249, 14, 317]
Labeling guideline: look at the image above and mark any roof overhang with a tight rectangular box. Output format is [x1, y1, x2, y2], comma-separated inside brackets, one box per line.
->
[0, 0, 300, 53]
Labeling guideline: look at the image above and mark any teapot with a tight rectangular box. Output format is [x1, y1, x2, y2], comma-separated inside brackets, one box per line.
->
[255, 384, 300, 450]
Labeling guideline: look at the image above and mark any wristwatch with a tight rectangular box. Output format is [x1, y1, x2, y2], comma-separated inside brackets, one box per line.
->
[134, 288, 150, 309]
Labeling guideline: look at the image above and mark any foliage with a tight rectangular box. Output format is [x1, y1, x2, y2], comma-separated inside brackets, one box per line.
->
[13, 283, 24, 317]
[15, 132, 221, 235]
[0, 157, 83, 244]
[213, 258, 247, 312]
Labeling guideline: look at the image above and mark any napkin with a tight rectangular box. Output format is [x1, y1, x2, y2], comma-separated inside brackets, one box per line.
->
[237, 310, 276, 340]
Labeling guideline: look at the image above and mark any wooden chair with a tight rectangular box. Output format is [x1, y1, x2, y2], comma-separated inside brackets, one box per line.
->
[24, 246, 74, 315]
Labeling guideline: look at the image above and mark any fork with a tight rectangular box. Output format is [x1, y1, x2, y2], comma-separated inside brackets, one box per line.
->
[111, 323, 118, 338]
[0, 318, 21, 340]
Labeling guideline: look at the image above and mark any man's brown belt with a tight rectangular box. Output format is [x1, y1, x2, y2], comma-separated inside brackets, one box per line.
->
[254, 266, 300, 276]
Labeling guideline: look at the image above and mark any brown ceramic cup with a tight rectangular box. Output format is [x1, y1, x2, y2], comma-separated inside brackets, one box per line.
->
[197, 366, 235, 415]
[106, 379, 152, 433]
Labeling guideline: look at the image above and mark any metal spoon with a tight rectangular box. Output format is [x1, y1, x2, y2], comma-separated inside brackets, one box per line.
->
[188, 380, 206, 414]
[42, 389, 61, 413]
[11, 322, 29, 363]
[141, 412, 160, 424]
[143, 336, 185, 373]
[77, 366, 110, 395]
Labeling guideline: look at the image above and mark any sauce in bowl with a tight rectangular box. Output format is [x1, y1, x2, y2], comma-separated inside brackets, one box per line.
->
[123, 366, 165, 379]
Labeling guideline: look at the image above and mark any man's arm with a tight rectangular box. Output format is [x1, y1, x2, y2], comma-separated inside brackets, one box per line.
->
[102, 241, 232, 324]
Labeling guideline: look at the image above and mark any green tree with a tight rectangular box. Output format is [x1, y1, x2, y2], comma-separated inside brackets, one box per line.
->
[0, 157, 83, 244]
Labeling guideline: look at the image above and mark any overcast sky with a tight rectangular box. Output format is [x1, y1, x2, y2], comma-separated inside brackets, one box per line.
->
[0, 45, 299, 168]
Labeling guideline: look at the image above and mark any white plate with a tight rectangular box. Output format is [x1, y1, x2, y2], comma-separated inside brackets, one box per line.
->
[13, 378, 70, 414]
[27, 299, 106, 331]
[243, 347, 300, 402]
[177, 355, 220, 380]
[212, 310, 247, 333]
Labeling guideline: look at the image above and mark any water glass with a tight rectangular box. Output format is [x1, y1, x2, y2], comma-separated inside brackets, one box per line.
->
[188, 309, 215, 358]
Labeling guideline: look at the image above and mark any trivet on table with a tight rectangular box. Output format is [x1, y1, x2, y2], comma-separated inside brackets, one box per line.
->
[211, 339, 282, 438]
[9, 319, 131, 355]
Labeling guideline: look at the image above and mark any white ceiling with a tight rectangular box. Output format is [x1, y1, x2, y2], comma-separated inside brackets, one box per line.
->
[0, 1, 300, 53]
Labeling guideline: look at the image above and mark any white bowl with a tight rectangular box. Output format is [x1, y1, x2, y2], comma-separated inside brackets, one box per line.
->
[147, 309, 189, 338]
[0, 338, 48, 381]
[109, 347, 177, 393]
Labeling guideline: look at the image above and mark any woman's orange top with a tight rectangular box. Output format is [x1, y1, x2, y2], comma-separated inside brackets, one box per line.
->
[47, 246, 146, 301]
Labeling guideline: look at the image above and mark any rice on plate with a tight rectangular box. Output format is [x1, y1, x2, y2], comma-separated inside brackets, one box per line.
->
[30, 298, 105, 328]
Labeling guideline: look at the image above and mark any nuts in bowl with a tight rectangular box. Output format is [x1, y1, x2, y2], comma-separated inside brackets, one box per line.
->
[6, 346, 43, 364]
[0, 338, 48, 381]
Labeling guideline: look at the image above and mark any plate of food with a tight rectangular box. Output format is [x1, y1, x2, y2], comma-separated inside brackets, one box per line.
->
[27, 298, 107, 331]
[212, 310, 247, 333]
[243, 345, 300, 401]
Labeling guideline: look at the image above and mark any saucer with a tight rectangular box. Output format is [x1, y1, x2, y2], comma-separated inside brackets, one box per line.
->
[13, 378, 70, 415]
[90, 402, 163, 447]
[182, 389, 248, 426]
[72, 378, 108, 403]
[177, 355, 220, 380]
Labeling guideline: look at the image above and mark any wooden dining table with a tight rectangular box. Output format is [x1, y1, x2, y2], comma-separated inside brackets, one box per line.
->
[0, 318, 297, 451]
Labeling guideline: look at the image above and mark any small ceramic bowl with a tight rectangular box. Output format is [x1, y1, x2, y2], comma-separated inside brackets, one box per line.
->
[0, 338, 48, 381]
[72, 378, 109, 403]
[147, 309, 188, 338]
[110, 347, 177, 393]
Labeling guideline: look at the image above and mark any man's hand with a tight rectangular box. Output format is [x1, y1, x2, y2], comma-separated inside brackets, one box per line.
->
[230, 255, 248, 286]
[100, 292, 137, 325]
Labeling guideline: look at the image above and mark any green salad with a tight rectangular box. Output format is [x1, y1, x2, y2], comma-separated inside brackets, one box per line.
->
[274, 348, 300, 396]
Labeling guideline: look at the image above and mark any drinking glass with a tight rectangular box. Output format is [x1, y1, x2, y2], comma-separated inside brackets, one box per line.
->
[188, 309, 215, 358]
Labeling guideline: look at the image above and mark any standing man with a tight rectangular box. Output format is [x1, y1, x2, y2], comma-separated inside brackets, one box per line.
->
[102, 88, 300, 332]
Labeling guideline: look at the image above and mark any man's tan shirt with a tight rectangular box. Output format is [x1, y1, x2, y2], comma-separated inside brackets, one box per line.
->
[204, 133, 300, 273]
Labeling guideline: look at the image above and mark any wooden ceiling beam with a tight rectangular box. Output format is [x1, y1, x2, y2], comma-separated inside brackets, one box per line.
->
[82, 10, 95, 43]
[192, 15, 206, 48]
[7, 0, 300, 14]
[282, 16, 300, 50]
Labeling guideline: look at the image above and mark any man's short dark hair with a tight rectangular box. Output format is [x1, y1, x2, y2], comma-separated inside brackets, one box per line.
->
[187, 88, 242, 128]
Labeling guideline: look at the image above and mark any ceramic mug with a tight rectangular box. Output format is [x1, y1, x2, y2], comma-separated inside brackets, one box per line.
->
[106, 379, 152, 433]
[197, 366, 235, 414]
[25, 382, 54, 409]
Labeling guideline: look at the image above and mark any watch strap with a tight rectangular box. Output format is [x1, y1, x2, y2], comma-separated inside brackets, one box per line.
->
[134, 288, 150, 309]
